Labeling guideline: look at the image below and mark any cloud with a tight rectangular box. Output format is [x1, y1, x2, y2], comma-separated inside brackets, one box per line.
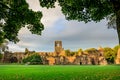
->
[8, 0, 118, 52]
[8, 42, 25, 52]
[60, 20, 118, 49]
[41, 18, 118, 50]
[26, 0, 64, 28]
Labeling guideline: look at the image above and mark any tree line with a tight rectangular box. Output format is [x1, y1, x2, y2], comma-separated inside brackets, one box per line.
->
[65, 45, 120, 64]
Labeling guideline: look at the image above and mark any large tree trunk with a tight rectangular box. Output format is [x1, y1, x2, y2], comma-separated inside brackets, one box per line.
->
[110, 0, 120, 44]
[116, 10, 120, 44]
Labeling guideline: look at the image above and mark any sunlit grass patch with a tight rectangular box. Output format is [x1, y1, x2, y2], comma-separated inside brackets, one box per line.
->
[0, 65, 120, 80]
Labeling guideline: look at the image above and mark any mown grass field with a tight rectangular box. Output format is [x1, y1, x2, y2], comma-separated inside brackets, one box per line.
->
[0, 65, 120, 80]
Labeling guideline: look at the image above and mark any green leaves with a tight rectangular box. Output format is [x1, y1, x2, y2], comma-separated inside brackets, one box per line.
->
[103, 47, 116, 64]
[113, 45, 120, 56]
[0, 0, 120, 44]
[22, 53, 43, 65]
[39, 0, 56, 8]
[39, 0, 113, 22]
[0, 30, 4, 44]
[0, 0, 44, 43]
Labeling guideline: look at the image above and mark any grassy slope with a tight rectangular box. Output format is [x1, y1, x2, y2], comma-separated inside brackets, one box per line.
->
[0, 65, 120, 80]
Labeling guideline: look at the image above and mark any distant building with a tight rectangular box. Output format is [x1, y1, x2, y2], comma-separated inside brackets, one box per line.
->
[55, 41, 64, 54]
[1, 41, 107, 65]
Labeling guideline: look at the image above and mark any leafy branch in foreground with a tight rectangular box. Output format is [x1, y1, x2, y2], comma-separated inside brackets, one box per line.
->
[39, 0, 120, 44]
[0, 0, 44, 43]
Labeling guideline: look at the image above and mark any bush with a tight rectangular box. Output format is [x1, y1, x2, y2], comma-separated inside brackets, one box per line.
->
[84, 48, 98, 53]
[113, 45, 120, 56]
[103, 47, 116, 64]
[22, 53, 43, 65]
[65, 49, 76, 56]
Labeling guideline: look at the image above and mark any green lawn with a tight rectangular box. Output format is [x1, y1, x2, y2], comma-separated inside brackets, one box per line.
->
[0, 65, 120, 80]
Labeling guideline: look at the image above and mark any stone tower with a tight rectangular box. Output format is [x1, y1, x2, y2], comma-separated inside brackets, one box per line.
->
[55, 41, 63, 54]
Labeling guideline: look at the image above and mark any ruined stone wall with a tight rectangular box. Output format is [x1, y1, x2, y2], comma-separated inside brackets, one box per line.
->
[2, 51, 25, 63]
[115, 48, 120, 64]
[37, 49, 107, 65]
[1, 51, 12, 63]
[1, 49, 107, 65]
[1, 41, 107, 65]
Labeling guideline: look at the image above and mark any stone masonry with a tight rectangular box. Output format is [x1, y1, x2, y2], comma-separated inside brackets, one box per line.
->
[115, 48, 120, 64]
[1, 41, 108, 65]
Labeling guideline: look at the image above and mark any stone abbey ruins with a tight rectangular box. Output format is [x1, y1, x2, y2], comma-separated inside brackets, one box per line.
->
[1, 41, 120, 65]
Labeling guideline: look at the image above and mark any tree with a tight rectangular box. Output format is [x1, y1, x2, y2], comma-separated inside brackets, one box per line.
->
[1, 0, 120, 44]
[30, 54, 43, 65]
[78, 49, 83, 53]
[22, 53, 43, 65]
[65, 49, 76, 56]
[84, 48, 98, 53]
[113, 45, 120, 56]
[0, 39, 8, 53]
[39, 0, 120, 44]
[103, 47, 116, 64]
[0, 0, 44, 43]
[77, 48, 83, 56]
[107, 15, 116, 29]
[65, 49, 71, 56]
[0, 25, 4, 44]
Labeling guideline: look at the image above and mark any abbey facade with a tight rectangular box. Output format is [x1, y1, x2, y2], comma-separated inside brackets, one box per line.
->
[1, 41, 120, 65]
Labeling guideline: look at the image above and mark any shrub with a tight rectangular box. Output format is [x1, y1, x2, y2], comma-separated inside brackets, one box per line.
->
[113, 45, 120, 56]
[103, 47, 116, 64]
[84, 48, 98, 53]
[22, 53, 43, 65]
[65, 49, 76, 56]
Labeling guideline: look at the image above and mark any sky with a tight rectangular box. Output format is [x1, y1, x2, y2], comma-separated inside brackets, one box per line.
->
[8, 0, 118, 52]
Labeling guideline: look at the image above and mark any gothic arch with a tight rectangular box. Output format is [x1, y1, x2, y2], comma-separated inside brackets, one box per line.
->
[9, 57, 18, 63]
